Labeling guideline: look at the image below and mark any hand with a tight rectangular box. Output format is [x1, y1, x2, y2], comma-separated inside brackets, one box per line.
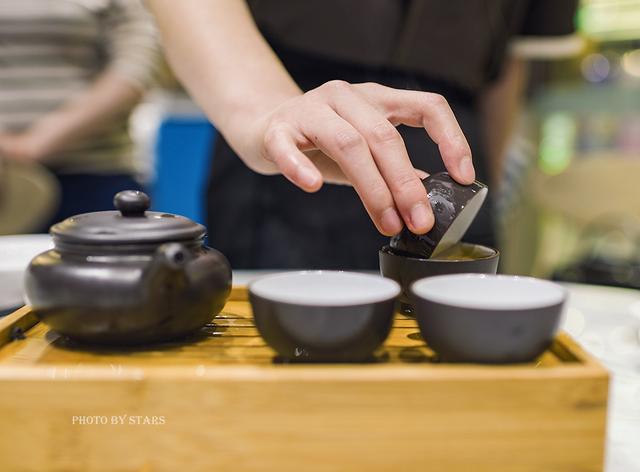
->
[243, 81, 475, 236]
[0, 129, 52, 163]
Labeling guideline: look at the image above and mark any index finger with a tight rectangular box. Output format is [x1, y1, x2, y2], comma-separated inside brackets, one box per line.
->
[354, 83, 475, 185]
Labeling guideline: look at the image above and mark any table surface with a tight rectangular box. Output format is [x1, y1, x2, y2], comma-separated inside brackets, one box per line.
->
[558, 282, 640, 472]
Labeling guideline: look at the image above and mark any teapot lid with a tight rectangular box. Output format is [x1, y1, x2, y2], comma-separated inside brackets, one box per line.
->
[51, 190, 206, 245]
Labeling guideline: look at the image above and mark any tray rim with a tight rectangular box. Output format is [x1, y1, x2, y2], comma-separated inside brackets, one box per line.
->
[0, 287, 609, 382]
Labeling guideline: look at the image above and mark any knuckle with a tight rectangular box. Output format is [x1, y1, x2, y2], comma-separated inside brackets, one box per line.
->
[443, 134, 470, 154]
[393, 175, 427, 201]
[304, 88, 323, 103]
[366, 186, 394, 212]
[356, 81, 382, 93]
[369, 122, 400, 145]
[323, 79, 351, 94]
[364, 81, 382, 90]
[425, 92, 448, 108]
[334, 129, 364, 152]
[261, 126, 280, 154]
[261, 123, 289, 161]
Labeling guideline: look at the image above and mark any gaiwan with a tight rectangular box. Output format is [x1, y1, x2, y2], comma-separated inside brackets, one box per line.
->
[379, 173, 499, 310]
[24, 190, 232, 345]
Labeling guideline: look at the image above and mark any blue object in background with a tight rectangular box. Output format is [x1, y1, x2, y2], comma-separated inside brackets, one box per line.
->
[152, 118, 216, 225]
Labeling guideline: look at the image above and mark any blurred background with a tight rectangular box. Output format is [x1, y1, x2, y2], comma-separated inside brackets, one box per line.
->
[1, 0, 640, 290]
[499, 0, 640, 287]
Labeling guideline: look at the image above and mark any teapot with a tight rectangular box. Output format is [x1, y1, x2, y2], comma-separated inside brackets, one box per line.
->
[25, 190, 232, 345]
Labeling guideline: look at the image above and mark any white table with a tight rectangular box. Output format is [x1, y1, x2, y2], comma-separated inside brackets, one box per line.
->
[0, 234, 52, 312]
[560, 283, 640, 472]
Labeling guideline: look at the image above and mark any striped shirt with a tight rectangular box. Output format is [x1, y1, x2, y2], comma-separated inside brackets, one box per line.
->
[0, 0, 160, 174]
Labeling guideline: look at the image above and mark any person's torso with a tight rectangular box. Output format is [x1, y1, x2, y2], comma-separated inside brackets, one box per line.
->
[249, 0, 531, 95]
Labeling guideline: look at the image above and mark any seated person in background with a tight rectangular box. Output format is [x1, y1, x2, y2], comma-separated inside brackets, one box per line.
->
[0, 0, 160, 230]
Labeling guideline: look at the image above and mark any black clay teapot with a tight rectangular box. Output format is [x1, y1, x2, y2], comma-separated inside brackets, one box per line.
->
[25, 190, 232, 345]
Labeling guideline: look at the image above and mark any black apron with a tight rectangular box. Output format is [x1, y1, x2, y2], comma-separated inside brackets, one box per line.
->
[206, 43, 495, 270]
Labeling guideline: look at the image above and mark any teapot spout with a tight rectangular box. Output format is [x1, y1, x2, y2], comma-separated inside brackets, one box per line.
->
[141, 243, 193, 296]
[153, 243, 191, 271]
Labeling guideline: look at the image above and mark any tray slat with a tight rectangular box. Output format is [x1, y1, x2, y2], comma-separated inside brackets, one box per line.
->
[0, 299, 581, 369]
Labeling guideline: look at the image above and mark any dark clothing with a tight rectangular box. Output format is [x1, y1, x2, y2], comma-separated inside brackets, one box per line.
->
[207, 46, 492, 270]
[248, 0, 578, 95]
[40, 173, 143, 232]
[206, 1, 578, 269]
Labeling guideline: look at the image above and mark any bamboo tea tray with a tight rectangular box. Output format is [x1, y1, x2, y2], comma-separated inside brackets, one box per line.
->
[0, 287, 608, 472]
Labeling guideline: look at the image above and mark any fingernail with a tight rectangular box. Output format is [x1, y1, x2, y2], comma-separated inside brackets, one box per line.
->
[459, 156, 475, 182]
[414, 168, 429, 180]
[297, 166, 319, 188]
[380, 207, 402, 235]
[410, 202, 433, 233]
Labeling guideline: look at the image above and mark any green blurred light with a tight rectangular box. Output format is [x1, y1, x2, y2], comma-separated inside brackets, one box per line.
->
[538, 113, 577, 175]
[577, 0, 640, 40]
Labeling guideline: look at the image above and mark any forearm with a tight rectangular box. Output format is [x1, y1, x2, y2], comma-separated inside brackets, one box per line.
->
[479, 57, 528, 187]
[30, 69, 143, 156]
[147, 0, 300, 156]
[147, 0, 477, 237]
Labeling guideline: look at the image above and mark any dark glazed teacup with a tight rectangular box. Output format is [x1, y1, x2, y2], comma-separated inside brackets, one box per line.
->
[379, 243, 499, 313]
[410, 274, 566, 363]
[390, 172, 488, 258]
[249, 271, 400, 362]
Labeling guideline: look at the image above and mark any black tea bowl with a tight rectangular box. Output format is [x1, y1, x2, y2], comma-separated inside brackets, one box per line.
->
[249, 271, 400, 362]
[379, 243, 499, 312]
[410, 274, 566, 364]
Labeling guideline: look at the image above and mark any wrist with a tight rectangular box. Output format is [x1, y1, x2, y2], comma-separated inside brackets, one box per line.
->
[219, 86, 300, 130]
[216, 87, 301, 159]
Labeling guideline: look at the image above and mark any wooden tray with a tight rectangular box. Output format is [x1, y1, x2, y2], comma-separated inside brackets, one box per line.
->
[0, 288, 608, 472]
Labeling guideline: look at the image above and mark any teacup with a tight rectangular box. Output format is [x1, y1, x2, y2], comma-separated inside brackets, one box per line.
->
[410, 274, 566, 363]
[379, 243, 499, 314]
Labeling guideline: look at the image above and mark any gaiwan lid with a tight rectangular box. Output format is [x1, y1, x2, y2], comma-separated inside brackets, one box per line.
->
[51, 190, 206, 245]
[390, 172, 488, 258]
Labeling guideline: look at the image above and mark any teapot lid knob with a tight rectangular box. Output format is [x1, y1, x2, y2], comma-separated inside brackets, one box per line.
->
[114, 190, 150, 217]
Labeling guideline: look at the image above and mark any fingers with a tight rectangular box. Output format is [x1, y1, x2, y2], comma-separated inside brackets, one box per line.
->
[261, 124, 323, 192]
[305, 149, 350, 185]
[256, 81, 474, 237]
[355, 83, 475, 184]
[298, 104, 404, 236]
[326, 83, 433, 234]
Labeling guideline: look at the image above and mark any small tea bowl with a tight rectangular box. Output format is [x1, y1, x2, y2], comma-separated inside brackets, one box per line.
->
[249, 271, 400, 362]
[410, 274, 566, 363]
